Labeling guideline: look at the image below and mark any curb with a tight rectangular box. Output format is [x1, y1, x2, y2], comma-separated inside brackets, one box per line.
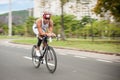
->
[9, 40, 120, 56]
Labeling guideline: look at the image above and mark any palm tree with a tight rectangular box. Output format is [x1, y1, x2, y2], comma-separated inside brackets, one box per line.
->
[60, 0, 69, 40]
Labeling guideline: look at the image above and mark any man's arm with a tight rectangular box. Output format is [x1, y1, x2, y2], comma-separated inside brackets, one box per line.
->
[48, 20, 53, 33]
[48, 20, 56, 37]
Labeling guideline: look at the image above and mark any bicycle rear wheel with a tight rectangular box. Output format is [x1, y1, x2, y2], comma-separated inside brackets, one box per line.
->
[45, 46, 57, 73]
[31, 45, 40, 68]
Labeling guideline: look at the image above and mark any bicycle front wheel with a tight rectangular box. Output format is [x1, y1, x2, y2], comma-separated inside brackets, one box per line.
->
[45, 46, 57, 73]
[31, 45, 40, 68]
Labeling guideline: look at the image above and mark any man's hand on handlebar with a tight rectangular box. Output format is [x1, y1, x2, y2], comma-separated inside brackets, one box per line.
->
[46, 33, 56, 37]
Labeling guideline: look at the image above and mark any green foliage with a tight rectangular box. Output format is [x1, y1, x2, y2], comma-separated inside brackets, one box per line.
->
[82, 20, 120, 38]
[1, 12, 119, 39]
[93, 0, 120, 21]
[11, 16, 36, 36]
[22, 13, 120, 39]
[108, 23, 120, 37]
[52, 14, 80, 37]
[0, 23, 8, 35]
[12, 25, 25, 35]
[52, 15, 61, 35]
[60, 0, 69, 5]
[24, 16, 36, 36]
[80, 16, 96, 27]
[64, 15, 80, 37]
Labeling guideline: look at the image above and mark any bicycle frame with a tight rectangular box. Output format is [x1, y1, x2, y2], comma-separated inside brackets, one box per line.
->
[39, 36, 49, 60]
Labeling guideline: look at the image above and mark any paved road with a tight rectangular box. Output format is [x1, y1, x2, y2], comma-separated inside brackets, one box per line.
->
[0, 39, 120, 80]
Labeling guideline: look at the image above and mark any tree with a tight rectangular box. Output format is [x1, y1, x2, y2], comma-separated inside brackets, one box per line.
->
[52, 15, 61, 35]
[93, 0, 120, 22]
[63, 15, 80, 38]
[80, 16, 93, 27]
[52, 15, 80, 38]
[25, 17, 36, 36]
[83, 20, 120, 39]
[107, 23, 120, 38]
[92, 20, 108, 38]
[0, 23, 8, 35]
[80, 16, 96, 40]
[12, 25, 24, 36]
[60, 0, 69, 40]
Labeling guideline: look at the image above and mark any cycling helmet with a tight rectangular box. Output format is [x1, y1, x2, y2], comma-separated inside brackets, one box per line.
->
[43, 12, 51, 19]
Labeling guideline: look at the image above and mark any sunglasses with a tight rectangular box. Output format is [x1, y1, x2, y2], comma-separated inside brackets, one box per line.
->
[45, 18, 50, 20]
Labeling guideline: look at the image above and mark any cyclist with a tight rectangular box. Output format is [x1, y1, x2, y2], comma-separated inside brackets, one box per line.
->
[33, 12, 56, 57]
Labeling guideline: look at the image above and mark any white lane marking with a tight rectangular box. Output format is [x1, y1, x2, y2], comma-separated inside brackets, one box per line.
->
[96, 59, 112, 63]
[58, 53, 67, 55]
[24, 56, 32, 60]
[72, 70, 77, 73]
[47, 63, 55, 66]
[3, 44, 30, 50]
[15, 46, 22, 48]
[42, 60, 55, 66]
[23, 56, 55, 66]
[24, 48, 30, 50]
[74, 55, 87, 58]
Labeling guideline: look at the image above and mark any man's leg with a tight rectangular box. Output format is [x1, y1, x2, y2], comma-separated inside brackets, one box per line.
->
[42, 36, 47, 50]
[36, 37, 42, 56]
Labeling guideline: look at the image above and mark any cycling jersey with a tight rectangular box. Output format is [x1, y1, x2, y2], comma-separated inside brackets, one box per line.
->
[41, 18, 49, 32]
[32, 18, 49, 37]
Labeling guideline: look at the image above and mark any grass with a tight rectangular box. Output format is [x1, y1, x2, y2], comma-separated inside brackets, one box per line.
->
[0, 35, 120, 54]
[49, 39, 120, 54]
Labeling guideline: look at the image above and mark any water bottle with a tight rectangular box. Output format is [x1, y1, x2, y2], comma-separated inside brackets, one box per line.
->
[49, 37, 52, 42]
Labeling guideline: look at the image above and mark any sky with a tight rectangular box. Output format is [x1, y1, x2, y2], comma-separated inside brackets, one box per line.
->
[0, 0, 33, 14]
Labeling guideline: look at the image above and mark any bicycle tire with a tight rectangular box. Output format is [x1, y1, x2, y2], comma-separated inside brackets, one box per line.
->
[31, 45, 40, 68]
[45, 46, 57, 73]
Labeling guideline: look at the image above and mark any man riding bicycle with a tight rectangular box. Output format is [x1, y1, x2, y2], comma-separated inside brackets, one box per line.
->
[33, 11, 56, 57]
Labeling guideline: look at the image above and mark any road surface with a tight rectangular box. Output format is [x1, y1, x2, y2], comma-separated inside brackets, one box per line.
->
[0, 39, 120, 80]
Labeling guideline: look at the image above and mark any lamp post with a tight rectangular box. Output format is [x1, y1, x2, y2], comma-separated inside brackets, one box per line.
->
[8, 0, 12, 36]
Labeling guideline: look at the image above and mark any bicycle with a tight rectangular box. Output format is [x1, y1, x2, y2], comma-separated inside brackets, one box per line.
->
[31, 36, 57, 73]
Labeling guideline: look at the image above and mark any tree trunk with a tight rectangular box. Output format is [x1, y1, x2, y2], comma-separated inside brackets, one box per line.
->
[60, 1, 66, 40]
